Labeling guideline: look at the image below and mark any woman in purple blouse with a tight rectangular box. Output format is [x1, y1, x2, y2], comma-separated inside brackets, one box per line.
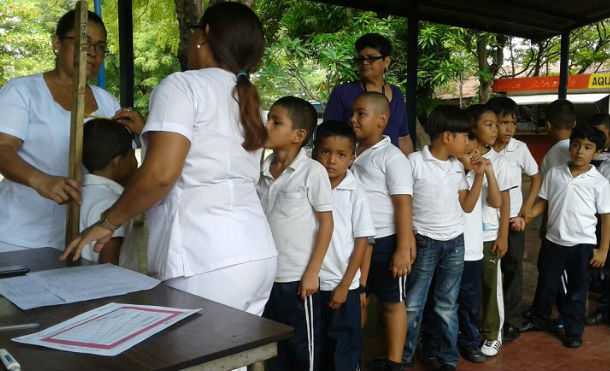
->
[323, 33, 414, 155]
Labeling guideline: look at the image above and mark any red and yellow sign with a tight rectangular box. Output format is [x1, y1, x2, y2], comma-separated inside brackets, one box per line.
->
[493, 73, 610, 93]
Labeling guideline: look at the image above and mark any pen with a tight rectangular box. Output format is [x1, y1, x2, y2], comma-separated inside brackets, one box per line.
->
[0, 349, 20, 371]
[0, 323, 40, 333]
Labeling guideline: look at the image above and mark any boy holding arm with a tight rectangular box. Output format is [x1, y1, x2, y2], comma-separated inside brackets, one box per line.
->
[257, 96, 334, 371]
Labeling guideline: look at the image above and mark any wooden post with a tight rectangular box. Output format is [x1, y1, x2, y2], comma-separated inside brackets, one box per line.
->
[65, 1, 88, 246]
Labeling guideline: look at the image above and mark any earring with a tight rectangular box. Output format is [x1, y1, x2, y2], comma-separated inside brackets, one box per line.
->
[196, 44, 201, 49]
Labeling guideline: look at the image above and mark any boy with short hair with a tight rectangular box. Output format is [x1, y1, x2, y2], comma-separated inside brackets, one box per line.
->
[583, 113, 610, 163]
[257, 96, 334, 371]
[488, 97, 542, 343]
[522, 126, 610, 348]
[541, 99, 576, 177]
[80, 118, 139, 270]
[313, 120, 376, 371]
[349, 92, 413, 371]
[403, 105, 487, 371]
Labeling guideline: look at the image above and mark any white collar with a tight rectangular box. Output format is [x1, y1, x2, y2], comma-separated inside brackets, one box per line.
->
[83, 174, 124, 195]
[335, 169, 358, 191]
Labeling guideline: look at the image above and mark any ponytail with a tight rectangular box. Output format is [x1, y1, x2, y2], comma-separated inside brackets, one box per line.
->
[235, 75, 267, 150]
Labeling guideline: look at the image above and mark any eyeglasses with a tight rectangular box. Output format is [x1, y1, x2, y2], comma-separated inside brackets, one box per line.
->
[353, 55, 385, 65]
[60, 36, 109, 56]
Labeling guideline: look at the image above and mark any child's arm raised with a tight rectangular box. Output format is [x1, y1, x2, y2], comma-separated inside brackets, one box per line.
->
[329, 236, 368, 310]
[459, 154, 485, 213]
[390, 194, 413, 278]
[591, 213, 609, 268]
[484, 159, 502, 208]
[299, 210, 333, 300]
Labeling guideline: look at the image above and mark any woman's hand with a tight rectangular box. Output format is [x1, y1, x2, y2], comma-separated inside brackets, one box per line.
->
[113, 108, 145, 135]
[31, 173, 81, 205]
[60, 223, 114, 261]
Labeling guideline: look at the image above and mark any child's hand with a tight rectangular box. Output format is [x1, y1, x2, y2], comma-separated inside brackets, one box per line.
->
[389, 248, 411, 278]
[360, 292, 368, 308]
[492, 237, 508, 258]
[328, 285, 348, 310]
[470, 154, 486, 175]
[298, 270, 319, 300]
[484, 159, 494, 174]
[590, 249, 608, 268]
[510, 217, 525, 232]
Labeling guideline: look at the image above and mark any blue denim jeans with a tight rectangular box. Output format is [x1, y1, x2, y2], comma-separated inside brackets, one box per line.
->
[402, 234, 465, 366]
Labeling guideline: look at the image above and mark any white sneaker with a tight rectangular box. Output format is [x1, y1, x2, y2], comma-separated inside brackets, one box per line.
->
[480, 339, 502, 356]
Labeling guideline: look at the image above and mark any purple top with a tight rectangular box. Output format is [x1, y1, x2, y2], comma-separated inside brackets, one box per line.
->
[323, 82, 409, 146]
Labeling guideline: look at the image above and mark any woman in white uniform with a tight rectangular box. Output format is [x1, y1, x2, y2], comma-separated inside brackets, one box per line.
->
[0, 9, 127, 252]
[63, 2, 278, 316]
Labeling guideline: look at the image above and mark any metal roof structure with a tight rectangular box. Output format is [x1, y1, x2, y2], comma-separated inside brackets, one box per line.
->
[309, 0, 610, 42]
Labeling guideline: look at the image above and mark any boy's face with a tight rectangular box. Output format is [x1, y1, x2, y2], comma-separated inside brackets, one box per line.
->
[496, 113, 517, 145]
[569, 137, 601, 167]
[448, 132, 470, 157]
[117, 149, 138, 186]
[458, 138, 479, 171]
[473, 111, 498, 146]
[265, 105, 300, 149]
[350, 97, 384, 141]
[594, 124, 610, 149]
[314, 136, 355, 184]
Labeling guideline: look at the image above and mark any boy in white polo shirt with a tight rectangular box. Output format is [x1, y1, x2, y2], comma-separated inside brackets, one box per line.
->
[349, 92, 413, 371]
[403, 105, 486, 371]
[522, 126, 610, 348]
[313, 120, 376, 371]
[79, 119, 139, 271]
[488, 97, 542, 343]
[257, 96, 334, 371]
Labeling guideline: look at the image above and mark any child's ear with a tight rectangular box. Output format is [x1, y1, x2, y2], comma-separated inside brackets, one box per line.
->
[109, 155, 123, 170]
[442, 131, 453, 144]
[377, 112, 388, 128]
[292, 128, 307, 144]
[546, 121, 552, 132]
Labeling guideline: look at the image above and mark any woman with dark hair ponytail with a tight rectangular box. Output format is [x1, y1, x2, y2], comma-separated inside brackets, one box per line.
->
[64, 2, 278, 316]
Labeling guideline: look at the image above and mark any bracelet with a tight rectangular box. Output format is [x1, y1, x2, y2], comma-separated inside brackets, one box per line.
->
[359, 285, 366, 294]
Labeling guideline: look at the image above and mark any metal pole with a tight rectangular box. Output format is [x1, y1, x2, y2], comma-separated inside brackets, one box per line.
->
[94, 0, 105, 88]
[558, 32, 569, 99]
[118, 0, 134, 107]
[406, 0, 419, 148]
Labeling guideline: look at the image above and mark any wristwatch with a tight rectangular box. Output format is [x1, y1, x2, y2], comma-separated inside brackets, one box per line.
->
[98, 209, 120, 231]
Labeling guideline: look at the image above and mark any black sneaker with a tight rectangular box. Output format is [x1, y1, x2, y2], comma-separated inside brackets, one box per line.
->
[502, 324, 521, 343]
[562, 335, 583, 348]
[462, 347, 486, 363]
[438, 364, 456, 371]
[520, 319, 542, 332]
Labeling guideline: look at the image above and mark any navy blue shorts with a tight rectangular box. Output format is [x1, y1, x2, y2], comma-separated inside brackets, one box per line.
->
[367, 234, 407, 303]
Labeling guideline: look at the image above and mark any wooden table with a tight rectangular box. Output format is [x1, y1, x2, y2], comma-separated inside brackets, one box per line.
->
[0, 248, 293, 370]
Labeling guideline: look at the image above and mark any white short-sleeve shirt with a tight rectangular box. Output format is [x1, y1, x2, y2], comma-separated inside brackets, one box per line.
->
[79, 174, 139, 271]
[409, 145, 469, 241]
[0, 73, 120, 249]
[143, 68, 277, 280]
[539, 164, 610, 246]
[351, 136, 413, 238]
[497, 138, 539, 217]
[319, 170, 376, 291]
[481, 149, 520, 241]
[541, 139, 571, 178]
[257, 148, 333, 282]
[463, 171, 484, 261]
[598, 159, 610, 181]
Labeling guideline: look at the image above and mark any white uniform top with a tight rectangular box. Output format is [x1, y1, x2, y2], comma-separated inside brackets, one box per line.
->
[409, 145, 469, 241]
[257, 148, 333, 282]
[540, 164, 610, 246]
[599, 159, 610, 180]
[0, 73, 120, 249]
[496, 138, 539, 217]
[541, 139, 571, 178]
[481, 149, 519, 242]
[79, 174, 139, 271]
[319, 170, 376, 291]
[143, 68, 277, 281]
[464, 171, 484, 261]
[351, 136, 413, 238]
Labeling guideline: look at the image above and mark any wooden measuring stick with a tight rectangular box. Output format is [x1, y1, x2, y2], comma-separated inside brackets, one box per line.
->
[65, 0, 88, 247]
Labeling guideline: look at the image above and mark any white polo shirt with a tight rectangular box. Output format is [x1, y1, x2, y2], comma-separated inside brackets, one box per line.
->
[0, 73, 120, 249]
[541, 139, 570, 178]
[464, 171, 484, 261]
[409, 145, 469, 241]
[257, 148, 333, 282]
[319, 170, 376, 291]
[481, 149, 520, 242]
[79, 174, 139, 271]
[351, 136, 413, 238]
[497, 138, 539, 217]
[540, 164, 610, 246]
[598, 159, 610, 181]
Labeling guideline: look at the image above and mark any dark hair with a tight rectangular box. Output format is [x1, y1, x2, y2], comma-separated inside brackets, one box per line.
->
[465, 104, 495, 140]
[83, 119, 133, 172]
[570, 125, 606, 151]
[486, 97, 518, 118]
[545, 99, 576, 130]
[313, 121, 356, 152]
[199, 2, 266, 151]
[56, 9, 107, 39]
[272, 96, 318, 147]
[426, 105, 474, 141]
[586, 113, 610, 130]
[355, 33, 392, 57]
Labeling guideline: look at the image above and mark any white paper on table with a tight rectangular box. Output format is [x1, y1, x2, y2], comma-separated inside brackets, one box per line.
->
[12, 302, 201, 356]
[0, 275, 65, 308]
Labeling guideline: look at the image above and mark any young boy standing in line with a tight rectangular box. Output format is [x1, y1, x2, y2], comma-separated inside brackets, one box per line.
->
[313, 121, 376, 371]
[258, 96, 334, 371]
[350, 92, 413, 371]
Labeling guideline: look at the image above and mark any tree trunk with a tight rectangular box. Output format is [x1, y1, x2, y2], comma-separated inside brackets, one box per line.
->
[174, 0, 205, 71]
[476, 34, 506, 104]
